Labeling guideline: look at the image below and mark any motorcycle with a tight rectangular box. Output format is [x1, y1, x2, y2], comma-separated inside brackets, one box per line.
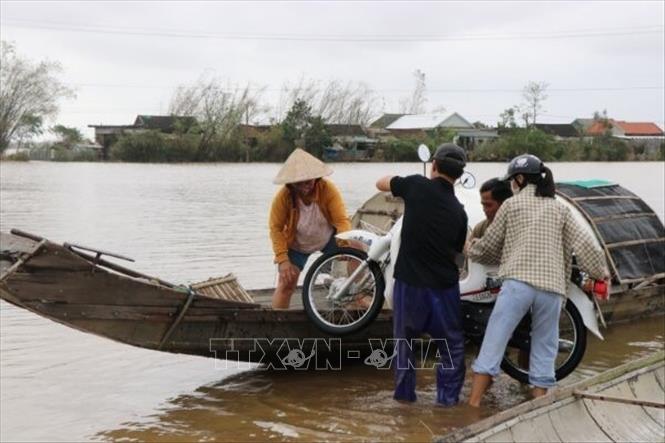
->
[302, 145, 608, 384]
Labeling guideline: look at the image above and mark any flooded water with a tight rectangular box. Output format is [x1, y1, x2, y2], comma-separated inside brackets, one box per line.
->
[1, 161, 664, 441]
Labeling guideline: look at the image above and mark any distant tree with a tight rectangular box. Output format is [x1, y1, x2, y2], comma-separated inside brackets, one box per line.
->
[472, 121, 488, 129]
[0, 41, 75, 153]
[276, 76, 380, 125]
[498, 107, 518, 129]
[281, 99, 313, 144]
[521, 81, 549, 127]
[471, 128, 559, 161]
[169, 74, 262, 160]
[241, 92, 269, 125]
[303, 115, 331, 158]
[281, 99, 331, 157]
[399, 69, 427, 114]
[592, 109, 613, 135]
[51, 124, 83, 148]
[13, 114, 44, 149]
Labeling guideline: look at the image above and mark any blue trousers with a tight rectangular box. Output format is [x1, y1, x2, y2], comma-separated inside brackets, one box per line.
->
[472, 279, 563, 388]
[392, 279, 466, 406]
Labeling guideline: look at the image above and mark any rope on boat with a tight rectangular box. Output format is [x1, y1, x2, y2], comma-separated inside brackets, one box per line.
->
[158, 286, 196, 350]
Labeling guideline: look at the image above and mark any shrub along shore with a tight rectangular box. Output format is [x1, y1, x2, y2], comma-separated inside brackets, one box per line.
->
[109, 127, 664, 163]
[4, 127, 663, 163]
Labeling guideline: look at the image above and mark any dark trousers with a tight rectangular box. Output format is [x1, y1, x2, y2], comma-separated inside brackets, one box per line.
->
[392, 279, 465, 406]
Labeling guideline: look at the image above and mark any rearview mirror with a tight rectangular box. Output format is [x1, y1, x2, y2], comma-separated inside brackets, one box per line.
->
[417, 144, 431, 163]
[460, 172, 476, 189]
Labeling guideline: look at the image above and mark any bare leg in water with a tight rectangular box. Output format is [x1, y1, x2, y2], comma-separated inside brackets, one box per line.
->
[468, 373, 493, 407]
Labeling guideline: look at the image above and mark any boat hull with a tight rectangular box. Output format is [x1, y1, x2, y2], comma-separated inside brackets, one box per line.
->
[1, 230, 663, 364]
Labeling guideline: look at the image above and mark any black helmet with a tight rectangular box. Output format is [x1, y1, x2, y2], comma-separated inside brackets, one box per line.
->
[502, 154, 543, 180]
[433, 143, 467, 167]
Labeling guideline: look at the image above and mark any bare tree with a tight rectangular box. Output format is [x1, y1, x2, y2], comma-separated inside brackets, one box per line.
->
[0, 41, 74, 153]
[275, 76, 380, 126]
[521, 81, 549, 127]
[399, 69, 427, 114]
[169, 74, 265, 158]
[275, 76, 319, 122]
[315, 80, 379, 125]
[592, 109, 613, 135]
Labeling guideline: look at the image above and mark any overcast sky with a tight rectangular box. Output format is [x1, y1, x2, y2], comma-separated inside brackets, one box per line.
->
[1, 0, 664, 139]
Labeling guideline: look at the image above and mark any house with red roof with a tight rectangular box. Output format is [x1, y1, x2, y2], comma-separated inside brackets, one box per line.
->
[585, 119, 664, 156]
[586, 119, 664, 138]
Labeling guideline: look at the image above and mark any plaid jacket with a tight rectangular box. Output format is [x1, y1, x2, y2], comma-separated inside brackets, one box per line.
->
[468, 184, 608, 296]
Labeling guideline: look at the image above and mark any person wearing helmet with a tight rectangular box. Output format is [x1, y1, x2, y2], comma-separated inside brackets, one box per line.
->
[467, 153, 610, 406]
[376, 142, 469, 406]
[269, 148, 352, 309]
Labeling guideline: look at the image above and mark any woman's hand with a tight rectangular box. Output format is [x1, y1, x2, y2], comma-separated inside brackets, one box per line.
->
[278, 260, 300, 285]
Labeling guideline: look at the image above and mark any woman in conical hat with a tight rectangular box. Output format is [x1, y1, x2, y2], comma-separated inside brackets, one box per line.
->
[269, 149, 351, 309]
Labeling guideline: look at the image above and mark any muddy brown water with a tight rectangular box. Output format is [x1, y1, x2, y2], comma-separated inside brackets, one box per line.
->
[1, 161, 663, 441]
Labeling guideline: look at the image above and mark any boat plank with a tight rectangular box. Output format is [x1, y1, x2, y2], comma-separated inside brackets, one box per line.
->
[508, 414, 562, 442]
[583, 395, 664, 442]
[6, 271, 186, 306]
[629, 372, 665, 425]
[71, 319, 164, 345]
[6, 269, 255, 310]
[19, 301, 223, 322]
[23, 244, 95, 271]
[251, 290, 303, 309]
[547, 400, 612, 442]
[482, 429, 513, 442]
[654, 366, 665, 389]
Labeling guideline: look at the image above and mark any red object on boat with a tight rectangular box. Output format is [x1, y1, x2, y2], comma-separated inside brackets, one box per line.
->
[593, 280, 609, 300]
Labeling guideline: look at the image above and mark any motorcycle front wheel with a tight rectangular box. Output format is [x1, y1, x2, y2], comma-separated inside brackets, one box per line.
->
[302, 247, 385, 336]
[501, 299, 587, 384]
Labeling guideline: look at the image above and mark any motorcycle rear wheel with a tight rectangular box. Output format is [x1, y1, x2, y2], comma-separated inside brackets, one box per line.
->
[501, 299, 587, 384]
[302, 248, 385, 336]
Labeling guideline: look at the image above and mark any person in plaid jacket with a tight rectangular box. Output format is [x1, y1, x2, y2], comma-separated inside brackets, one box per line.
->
[467, 154, 609, 407]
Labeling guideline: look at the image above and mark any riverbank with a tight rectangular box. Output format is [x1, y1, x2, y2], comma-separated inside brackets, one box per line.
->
[102, 133, 665, 163]
[5, 127, 662, 163]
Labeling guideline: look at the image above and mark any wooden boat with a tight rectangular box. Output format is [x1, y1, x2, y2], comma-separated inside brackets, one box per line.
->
[0, 181, 663, 363]
[437, 351, 665, 442]
[0, 229, 392, 365]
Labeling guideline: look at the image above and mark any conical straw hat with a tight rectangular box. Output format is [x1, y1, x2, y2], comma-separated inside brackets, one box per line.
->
[273, 148, 333, 185]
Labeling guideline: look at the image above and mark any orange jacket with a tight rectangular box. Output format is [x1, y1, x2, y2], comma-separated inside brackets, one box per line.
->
[269, 178, 351, 264]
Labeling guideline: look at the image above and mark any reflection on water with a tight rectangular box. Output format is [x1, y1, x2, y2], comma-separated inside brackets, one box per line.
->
[1, 161, 664, 441]
[95, 317, 663, 443]
[97, 360, 512, 442]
